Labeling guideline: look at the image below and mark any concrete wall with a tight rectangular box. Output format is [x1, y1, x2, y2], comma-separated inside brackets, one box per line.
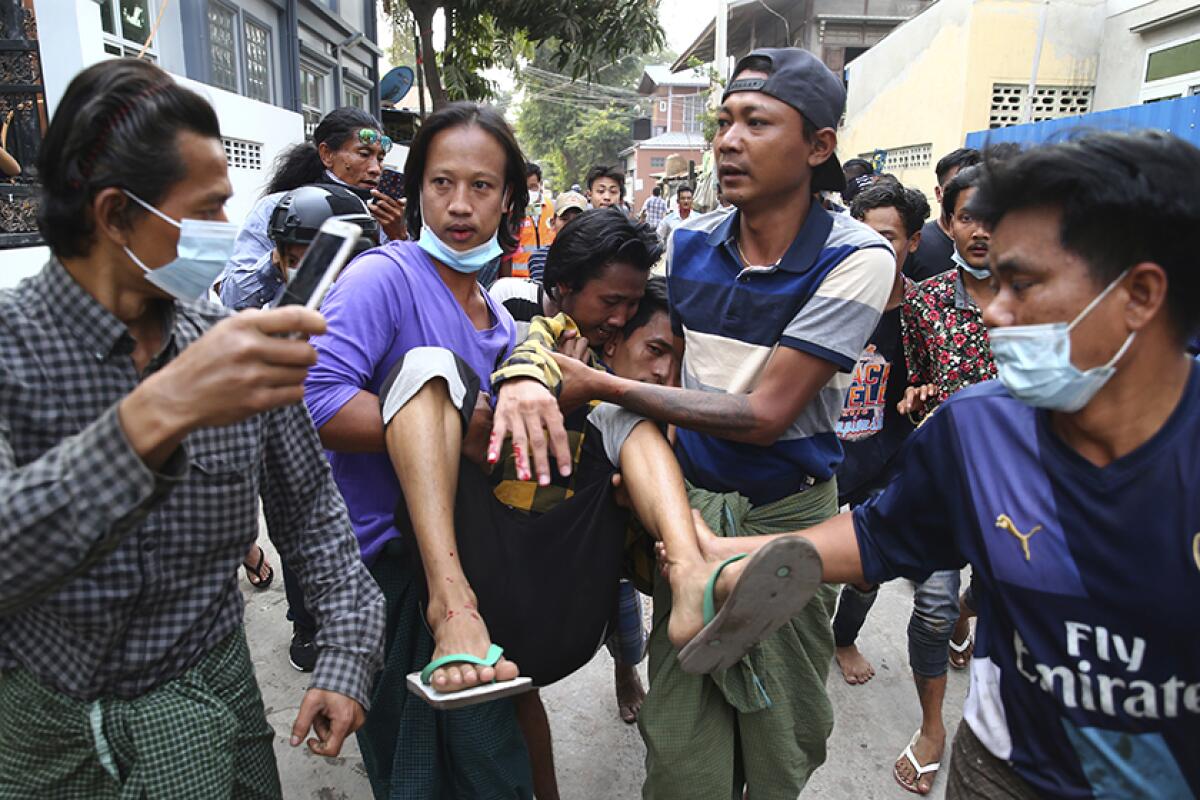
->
[1093, 0, 1200, 109]
[175, 77, 305, 222]
[840, 0, 1105, 201]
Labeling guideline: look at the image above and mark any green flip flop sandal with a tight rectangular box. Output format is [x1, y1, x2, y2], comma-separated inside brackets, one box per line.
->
[408, 645, 534, 710]
[420, 644, 505, 685]
[677, 536, 824, 675]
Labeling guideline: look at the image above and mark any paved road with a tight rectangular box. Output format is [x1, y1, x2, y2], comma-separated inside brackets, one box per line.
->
[245, 534, 967, 799]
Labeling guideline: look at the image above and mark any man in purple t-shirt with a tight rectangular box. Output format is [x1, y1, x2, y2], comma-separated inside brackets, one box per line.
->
[304, 104, 540, 799]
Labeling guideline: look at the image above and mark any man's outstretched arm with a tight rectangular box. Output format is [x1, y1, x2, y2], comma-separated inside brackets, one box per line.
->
[694, 510, 867, 585]
[492, 344, 838, 480]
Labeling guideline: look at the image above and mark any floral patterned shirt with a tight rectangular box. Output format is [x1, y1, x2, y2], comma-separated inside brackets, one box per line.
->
[902, 269, 996, 417]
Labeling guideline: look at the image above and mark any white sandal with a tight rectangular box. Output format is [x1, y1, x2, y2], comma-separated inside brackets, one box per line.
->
[893, 730, 942, 794]
[949, 632, 973, 670]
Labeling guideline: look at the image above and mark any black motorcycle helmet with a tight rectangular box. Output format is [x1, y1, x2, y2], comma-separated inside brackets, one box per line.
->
[268, 184, 379, 252]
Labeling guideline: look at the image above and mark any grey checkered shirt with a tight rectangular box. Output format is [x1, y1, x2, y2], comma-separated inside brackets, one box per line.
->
[0, 259, 384, 708]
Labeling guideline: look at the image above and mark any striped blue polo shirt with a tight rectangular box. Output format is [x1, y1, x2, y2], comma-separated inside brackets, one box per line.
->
[666, 204, 894, 505]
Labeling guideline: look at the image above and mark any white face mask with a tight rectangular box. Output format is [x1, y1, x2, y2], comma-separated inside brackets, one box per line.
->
[122, 191, 238, 302]
[415, 198, 504, 274]
[990, 270, 1134, 413]
[528, 190, 543, 208]
[952, 247, 991, 280]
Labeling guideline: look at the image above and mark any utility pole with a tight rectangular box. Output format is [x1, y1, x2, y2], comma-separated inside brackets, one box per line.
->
[715, 0, 730, 83]
[1021, 0, 1050, 124]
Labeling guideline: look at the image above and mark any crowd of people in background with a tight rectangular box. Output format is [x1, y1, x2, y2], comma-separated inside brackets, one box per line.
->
[2, 41, 1198, 800]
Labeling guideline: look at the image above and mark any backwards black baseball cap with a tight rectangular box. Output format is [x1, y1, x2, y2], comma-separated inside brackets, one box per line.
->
[722, 47, 847, 192]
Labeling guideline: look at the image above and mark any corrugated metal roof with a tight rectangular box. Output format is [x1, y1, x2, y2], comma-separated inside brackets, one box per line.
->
[965, 95, 1200, 150]
[619, 131, 709, 156]
[639, 64, 711, 94]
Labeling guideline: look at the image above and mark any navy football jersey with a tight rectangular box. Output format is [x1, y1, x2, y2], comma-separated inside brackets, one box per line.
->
[855, 366, 1200, 798]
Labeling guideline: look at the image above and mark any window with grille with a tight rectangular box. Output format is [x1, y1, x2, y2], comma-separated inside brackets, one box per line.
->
[223, 138, 263, 170]
[243, 19, 272, 103]
[989, 84, 1093, 129]
[100, 0, 157, 59]
[650, 156, 666, 168]
[680, 94, 705, 135]
[858, 143, 932, 172]
[207, 3, 238, 93]
[345, 88, 365, 109]
[302, 66, 326, 138]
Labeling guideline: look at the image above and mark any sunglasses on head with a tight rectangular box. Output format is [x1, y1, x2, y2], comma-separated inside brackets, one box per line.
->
[358, 128, 393, 153]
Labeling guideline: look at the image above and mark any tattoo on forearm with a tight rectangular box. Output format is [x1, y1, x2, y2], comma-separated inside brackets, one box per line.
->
[612, 383, 760, 437]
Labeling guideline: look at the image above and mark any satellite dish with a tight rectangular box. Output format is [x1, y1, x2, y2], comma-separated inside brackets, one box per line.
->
[380, 66, 416, 105]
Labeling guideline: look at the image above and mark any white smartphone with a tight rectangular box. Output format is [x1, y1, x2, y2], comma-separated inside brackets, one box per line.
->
[277, 217, 363, 310]
[405, 672, 534, 711]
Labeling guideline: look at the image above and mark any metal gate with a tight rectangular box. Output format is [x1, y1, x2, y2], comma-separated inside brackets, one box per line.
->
[0, 0, 44, 248]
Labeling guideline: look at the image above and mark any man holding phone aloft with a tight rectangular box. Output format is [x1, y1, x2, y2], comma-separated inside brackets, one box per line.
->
[0, 60, 384, 798]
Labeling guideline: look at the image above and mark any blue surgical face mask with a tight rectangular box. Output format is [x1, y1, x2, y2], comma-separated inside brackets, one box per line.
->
[122, 191, 238, 302]
[989, 270, 1135, 413]
[415, 200, 504, 274]
[952, 247, 991, 280]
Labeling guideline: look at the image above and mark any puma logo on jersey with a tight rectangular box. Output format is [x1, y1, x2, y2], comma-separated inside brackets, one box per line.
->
[996, 514, 1043, 562]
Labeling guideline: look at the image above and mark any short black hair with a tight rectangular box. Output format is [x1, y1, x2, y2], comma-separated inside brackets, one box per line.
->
[542, 207, 661, 297]
[652, 185, 661, 197]
[404, 102, 529, 253]
[934, 147, 982, 186]
[526, 162, 542, 181]
[731, 56, 818, 142]
[850, 182, 931, 238]
[982, 142, 1023, 162]
[676, 184, 694, 197]
[37, 58, 221, 259]
[623, 275, 669, 338]
[267, 107, 382, 195]
[843, 158, 874, 178]
[942, 164, 983, 220]
[969, 130, 1200, 340]
[586, 164, 625, 193]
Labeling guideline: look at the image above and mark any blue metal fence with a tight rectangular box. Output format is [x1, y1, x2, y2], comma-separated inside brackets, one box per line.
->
[965, 95, 1200, 150]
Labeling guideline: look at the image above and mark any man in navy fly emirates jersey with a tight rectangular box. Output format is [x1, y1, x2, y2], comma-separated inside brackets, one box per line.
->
[697, 130, 1200, 799]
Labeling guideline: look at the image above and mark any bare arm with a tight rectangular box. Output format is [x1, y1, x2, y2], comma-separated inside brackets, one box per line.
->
[315, 390, 385, 453]
[565, 346, 838, 447]
[698, 510, 866, 585]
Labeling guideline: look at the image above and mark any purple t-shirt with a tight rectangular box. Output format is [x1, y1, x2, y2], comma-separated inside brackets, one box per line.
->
[305, 240, 516, 564]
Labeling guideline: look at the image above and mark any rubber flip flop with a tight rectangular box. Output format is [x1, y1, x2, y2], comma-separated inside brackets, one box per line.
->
[420, 643, 505, 685]
[948, 633, 973, 670]
[408, 644, 533, 710]
[242, 545, 273, 591]
[677, 536, 823, 675]
[893, 730, 942, 794]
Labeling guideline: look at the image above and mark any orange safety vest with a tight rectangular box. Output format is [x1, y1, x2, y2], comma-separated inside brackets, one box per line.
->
[512, 199, 556, 278]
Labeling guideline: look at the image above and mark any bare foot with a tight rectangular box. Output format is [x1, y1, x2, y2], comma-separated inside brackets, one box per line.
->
[425, 598, 520, 692]
[614, 662, 645, 724]
[664, 510, 746, 649]
[835, 645, 876, 685]
[665, 558, 711, 649]
[893, 727, 945, 795]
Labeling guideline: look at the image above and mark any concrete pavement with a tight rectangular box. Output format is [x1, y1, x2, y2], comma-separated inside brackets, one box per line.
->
[245, 534, 967, 799]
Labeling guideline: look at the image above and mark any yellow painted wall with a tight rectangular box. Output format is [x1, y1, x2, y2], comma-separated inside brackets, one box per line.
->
[839, 0, 1103, 205]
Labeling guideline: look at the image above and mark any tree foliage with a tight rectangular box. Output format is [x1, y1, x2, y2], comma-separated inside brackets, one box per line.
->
[515, 46, 675, 190]
[380, 0, 666, 109]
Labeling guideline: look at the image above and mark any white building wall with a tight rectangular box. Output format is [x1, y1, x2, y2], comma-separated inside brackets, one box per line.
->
[174, 77, 305, 223]
[1093, 0, 1200, 110]
[5, 0, 306, 290]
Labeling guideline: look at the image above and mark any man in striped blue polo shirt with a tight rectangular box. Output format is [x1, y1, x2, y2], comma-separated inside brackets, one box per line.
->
[496, 47, 895, 798]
